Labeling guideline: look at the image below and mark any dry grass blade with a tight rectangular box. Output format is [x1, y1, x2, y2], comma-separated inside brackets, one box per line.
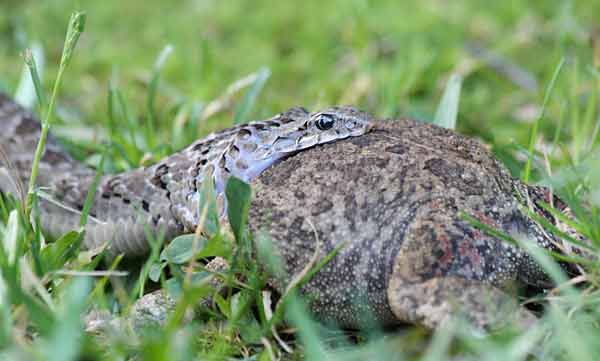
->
[262, 290, 293, 354]
[19, 258, 55, 311]
[465, 42, 539, 92]
[199, 70, 264, 124]
[52, 270, 129, 277]
[0, 145, 27, 207]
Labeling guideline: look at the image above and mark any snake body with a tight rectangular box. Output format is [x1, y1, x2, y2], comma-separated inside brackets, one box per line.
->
[0, 93, 372, 255]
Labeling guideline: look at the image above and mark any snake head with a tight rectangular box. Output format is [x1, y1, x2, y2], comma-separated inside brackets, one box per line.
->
[235, 105, 374, 168]
[310, 105, 373, 138]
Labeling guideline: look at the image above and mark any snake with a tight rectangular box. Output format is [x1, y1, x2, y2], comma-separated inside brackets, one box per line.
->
[0, 92, 373, 256]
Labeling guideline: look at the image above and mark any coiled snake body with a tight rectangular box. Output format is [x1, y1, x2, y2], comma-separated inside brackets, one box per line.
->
[0, 93, 372, 255]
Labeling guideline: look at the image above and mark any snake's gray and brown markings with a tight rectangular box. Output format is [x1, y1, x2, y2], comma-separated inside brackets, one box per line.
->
[0, 93, 371, 255]
[0, 93, 583, 330]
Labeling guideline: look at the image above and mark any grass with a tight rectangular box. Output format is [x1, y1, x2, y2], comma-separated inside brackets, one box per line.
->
[1, 0, 600, 360]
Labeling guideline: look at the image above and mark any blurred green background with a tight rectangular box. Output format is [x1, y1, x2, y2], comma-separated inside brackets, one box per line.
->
[0, 0, 598, 176]
[1, 2, 600, 359]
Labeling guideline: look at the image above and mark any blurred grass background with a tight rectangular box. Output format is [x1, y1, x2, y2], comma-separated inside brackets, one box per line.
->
[2, 1, 600, 360]
[1, 0, 598, 174]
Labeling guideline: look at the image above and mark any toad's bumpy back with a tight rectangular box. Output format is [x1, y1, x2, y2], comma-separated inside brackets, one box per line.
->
[249, 120, 581, 329]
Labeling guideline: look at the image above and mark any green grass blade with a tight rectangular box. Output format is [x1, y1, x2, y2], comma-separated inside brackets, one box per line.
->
[3, 210, 19, 266]
[523, 57, 565, 183]
[146, 45, 174, 149]
[422, 322, 455, 361]
[45, 277, 91, 361]
[78, 150, 105, 227]
[433, 73, 462, 129]
[225, 177, 252, 243]
[285, 295, 329, 359]
[0, 273, 11, 348]
[25, 11, 86, 219]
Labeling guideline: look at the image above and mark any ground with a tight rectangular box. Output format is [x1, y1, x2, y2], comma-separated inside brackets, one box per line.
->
[0, 1, 599, 360]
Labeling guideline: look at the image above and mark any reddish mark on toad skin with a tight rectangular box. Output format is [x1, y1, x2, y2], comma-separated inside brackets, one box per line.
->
[472, 211, 499, 229]
[436, 231, 454, 271]
[430, 198, 442, 209]
[458, 237, 482, 272]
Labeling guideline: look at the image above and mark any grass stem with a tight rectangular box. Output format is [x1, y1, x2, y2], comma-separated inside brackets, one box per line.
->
[24, 11, 86, 220]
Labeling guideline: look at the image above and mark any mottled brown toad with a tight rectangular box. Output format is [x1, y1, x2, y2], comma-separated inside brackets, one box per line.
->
[250, 119, 578, 330]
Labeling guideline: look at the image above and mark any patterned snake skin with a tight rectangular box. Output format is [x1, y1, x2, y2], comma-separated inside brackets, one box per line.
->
[0, 93, 372, 255]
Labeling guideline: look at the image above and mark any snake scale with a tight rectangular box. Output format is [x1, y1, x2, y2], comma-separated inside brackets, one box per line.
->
[0, 92, 371, 255]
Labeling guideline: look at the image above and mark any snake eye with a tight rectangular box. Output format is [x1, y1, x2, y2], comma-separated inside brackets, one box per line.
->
[315, 114, 335, 130]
